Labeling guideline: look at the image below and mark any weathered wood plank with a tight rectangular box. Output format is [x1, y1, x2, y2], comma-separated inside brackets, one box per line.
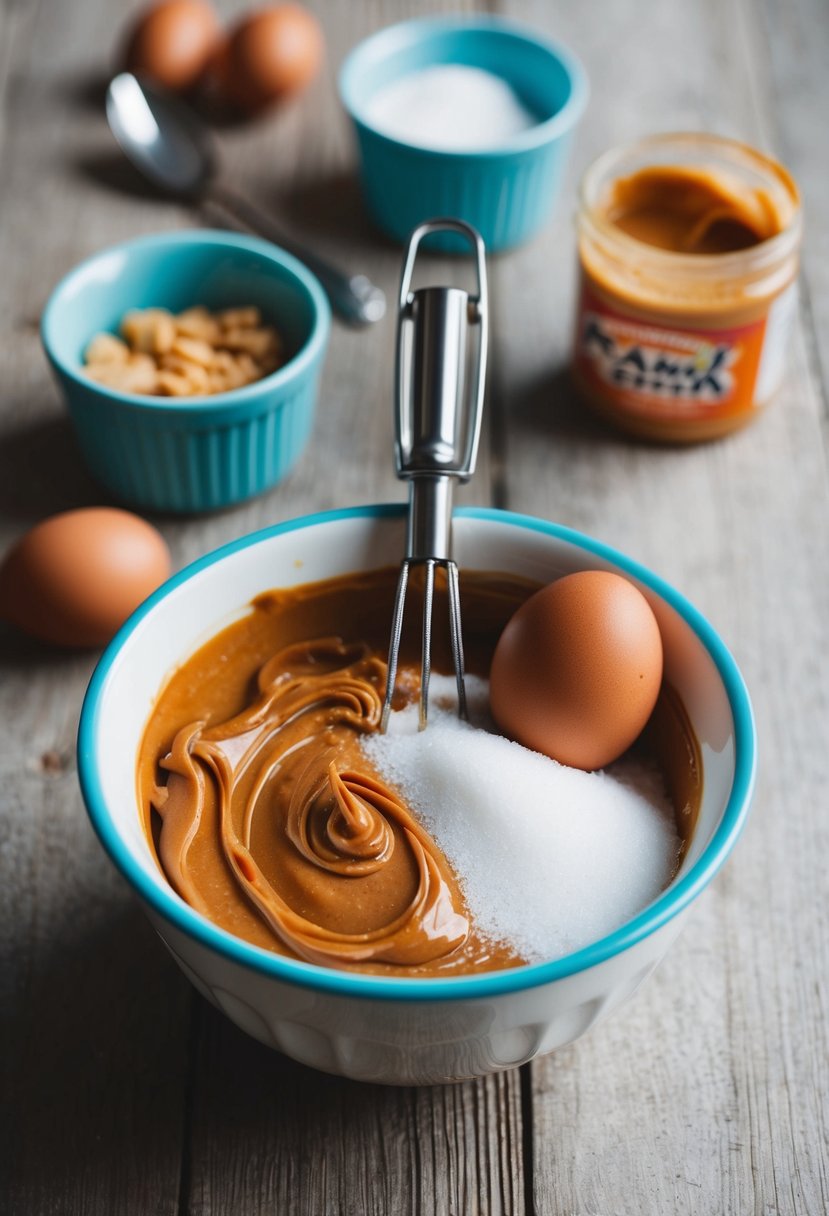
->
[0, 2, 191, 1213]
[489, 0, 829, 1213]
[759, 0, 829, 445]
[182, 1002, 524, 1216]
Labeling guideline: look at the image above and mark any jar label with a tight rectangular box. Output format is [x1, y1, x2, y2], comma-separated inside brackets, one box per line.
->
[573, 277, 776, 423]
[754, 282, 797, 404]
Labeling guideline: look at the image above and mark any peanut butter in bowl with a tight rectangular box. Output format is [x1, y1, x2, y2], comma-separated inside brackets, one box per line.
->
[138, 567, 702, 980]
[573, 133, 802, 442]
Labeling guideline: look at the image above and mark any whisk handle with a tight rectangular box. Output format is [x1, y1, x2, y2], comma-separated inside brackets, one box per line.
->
[406, 475, 454, 562]
[395, 219, 488, 481]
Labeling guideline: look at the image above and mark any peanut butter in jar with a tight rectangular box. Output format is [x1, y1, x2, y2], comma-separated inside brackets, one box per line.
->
[572, 133, 802, 442]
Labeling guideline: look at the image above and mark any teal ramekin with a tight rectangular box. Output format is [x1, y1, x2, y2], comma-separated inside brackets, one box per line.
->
[339, 16, 588, 253]
[41, 230, 330, 513]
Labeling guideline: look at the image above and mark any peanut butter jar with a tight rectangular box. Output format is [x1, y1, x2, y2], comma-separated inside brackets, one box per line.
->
[572, 133, 802, 442]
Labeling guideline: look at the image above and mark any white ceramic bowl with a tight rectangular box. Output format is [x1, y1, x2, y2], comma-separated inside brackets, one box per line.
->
[78, 506, 755, 1085]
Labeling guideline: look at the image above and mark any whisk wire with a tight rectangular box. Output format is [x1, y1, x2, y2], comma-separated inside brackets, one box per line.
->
[380, 559, 409, 734]
[419, 559, 436, 731]
[446, 560, 468, 722]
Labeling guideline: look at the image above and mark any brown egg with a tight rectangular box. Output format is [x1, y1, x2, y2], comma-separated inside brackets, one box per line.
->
[218, 4, 324, 114]
[0, 509, 171, 649]
[123, 0, 221, 93]
[489, 571, 664, 771]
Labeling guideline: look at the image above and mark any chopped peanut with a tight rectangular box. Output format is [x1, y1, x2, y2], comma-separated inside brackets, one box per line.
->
[220, 327, 278, 358]
[84, 364, 126, 388]
[175, 307, 221, 343]
[207, 370, 231, 394]
[159, 354, 211, 395]
[210, 350, 236, 373]
[170, 335, 215, 368]
[121, 309, 176, 355]
[218, 306, 261, 330]
[82, 304, 284, 397]
[157, 369, 195, 397]
[121, 354, 159, 394]
[222, 360, 250, 390]
[234, 353, 260, 383]
[85, 333, 130, 365]
[86, 352, 158, 394]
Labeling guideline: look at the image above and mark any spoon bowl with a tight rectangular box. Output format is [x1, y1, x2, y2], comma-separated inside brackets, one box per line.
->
[106, 73, 386, 325]
[107, 71, 216, 197]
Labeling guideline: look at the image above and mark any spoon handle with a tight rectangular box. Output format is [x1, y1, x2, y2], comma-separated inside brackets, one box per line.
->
[209, 184, 386, 326]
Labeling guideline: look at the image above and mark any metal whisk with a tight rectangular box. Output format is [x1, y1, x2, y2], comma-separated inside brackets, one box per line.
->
[380, 219, 488, 733]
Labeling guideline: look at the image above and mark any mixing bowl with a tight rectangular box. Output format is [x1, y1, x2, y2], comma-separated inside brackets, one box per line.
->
[339, 16, 588, 252]
[41, 230, 330, 513]
[78, 506, 755, 1085]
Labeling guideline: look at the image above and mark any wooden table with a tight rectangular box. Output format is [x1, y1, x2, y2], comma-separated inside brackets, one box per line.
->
[2, 1, 827, 1212]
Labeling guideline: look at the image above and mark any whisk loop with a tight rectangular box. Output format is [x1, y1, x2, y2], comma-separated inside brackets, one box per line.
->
[380, 219, 488, 733]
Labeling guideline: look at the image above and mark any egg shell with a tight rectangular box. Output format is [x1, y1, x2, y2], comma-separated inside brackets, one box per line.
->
[123, 0, 221, 92]
[219, 4, 324, 113]
[0, 509, 171, 649]
[489, 570, 664, 771]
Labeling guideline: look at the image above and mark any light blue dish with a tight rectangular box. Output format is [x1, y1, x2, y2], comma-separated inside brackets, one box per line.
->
[339, 16, 588, 253]
[41, 230, 330, 513]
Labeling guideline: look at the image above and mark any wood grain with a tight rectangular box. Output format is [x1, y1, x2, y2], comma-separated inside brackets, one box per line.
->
[1, 0, 826, 1213]
[490, 2, 829, 1214]
[180, 1002, 523, 1216]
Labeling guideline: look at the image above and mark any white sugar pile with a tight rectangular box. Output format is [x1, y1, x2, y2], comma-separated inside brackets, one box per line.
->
[365, 65, 538, 151]
[363, 676, 681, 962]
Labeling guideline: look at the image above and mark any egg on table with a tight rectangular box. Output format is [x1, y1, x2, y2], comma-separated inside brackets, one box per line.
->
[214, 3, 324, 113]
[0, 508, 171, 649]
[122, 0, 221, 93]
[489, 570, 664, 771]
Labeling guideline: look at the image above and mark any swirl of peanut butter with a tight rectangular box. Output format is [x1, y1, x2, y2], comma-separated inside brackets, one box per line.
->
[152, 638, 469, 968]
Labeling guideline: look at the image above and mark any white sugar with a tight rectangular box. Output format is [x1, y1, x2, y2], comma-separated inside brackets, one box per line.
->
[366, 65, 538, 151]
[363, 676, 681, 963]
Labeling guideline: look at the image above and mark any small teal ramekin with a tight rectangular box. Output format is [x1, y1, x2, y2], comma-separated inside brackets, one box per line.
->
[339, 16, 588, 253]
[41, 230, 330, 513]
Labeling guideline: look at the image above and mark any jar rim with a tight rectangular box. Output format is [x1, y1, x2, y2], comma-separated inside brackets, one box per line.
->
[579, 132, 802, 276]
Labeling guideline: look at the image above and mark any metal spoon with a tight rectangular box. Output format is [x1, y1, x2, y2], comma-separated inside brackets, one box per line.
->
[106, 72, 386, 326]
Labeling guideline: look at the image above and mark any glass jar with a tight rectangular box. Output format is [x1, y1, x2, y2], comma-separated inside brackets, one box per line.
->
[572, 133, 802, 442]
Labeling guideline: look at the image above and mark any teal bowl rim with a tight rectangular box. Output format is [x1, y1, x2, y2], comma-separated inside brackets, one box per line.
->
[339, 14, 589, 159]
[78, 504, 756, 1004]
[41, 229, 331, 415]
